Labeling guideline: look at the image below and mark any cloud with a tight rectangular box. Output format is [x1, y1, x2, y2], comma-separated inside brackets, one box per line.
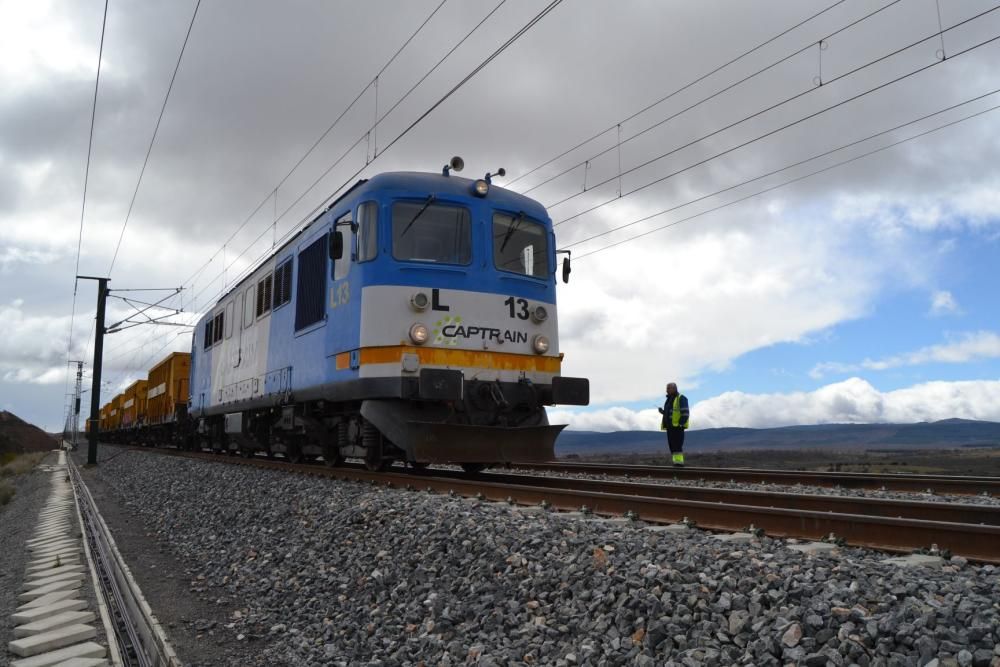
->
[0, 244, 65, 273]
[0, 297, 193, 392]
[548, 406, 663, 432]
[4, 1, 1000, 431]
[555, 199, 936, 403]
[551, 377, 1000, 431]
[810, 330, 1000, 378]
[697, 377, 1000, 429]
[929, 289, 960, 316]
[0, 299, 77, 385]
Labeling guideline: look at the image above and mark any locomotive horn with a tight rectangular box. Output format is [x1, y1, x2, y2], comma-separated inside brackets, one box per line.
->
[442, 156, 465, 177]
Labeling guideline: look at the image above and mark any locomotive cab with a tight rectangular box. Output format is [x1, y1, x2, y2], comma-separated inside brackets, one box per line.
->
[190, 166, 588, 471]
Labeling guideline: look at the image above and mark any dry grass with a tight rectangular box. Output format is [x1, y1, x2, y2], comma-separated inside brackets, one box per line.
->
[0, 481, 13, 505]
[0, 452, 47, 477]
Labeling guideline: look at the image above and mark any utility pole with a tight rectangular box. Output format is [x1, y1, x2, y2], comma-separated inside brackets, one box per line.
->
[78, 275, 109, 465]
[68, 360, 85, 449]
[75, 278, 186, 465]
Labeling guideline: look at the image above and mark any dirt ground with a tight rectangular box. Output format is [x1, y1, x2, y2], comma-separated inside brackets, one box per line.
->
[581, 447, 1000, 476]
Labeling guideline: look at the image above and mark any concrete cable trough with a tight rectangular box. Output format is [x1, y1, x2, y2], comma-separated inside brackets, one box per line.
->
[67, 452, 181, 667]
[6, 449, 109, 667]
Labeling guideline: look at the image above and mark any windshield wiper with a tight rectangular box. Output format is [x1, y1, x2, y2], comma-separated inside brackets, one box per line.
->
[499, 211, 525, 253]
[400, 195, 435, 237]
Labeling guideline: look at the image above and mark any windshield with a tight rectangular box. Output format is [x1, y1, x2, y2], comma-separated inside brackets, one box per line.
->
[392, 201, 471, 264]
[493, 212, 550, 278]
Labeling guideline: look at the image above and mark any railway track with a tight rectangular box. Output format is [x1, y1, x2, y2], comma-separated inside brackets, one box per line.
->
[513, 461, 1000, 495]
[132, 447, 1000, 563]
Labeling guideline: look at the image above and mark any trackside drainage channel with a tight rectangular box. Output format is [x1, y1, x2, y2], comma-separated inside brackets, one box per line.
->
[69, 449, 182, 667]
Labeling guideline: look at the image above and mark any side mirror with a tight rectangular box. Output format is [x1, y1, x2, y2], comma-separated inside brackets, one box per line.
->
[561, 256, 571, 283]
[329, 231, 344, 260]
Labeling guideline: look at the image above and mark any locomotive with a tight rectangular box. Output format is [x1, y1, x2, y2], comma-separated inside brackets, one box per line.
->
[98, 160, 589, 471]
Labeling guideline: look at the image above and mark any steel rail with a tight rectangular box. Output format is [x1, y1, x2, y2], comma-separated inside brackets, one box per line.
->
[69, 456, 181, 666]
[511, 461, 1000, 495]
[460, 470, 1000, 526]
[135, 448, 1000, 562]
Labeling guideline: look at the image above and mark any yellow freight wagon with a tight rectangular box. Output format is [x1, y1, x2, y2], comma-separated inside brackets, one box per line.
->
[122, 379, 149, 429]
[147, 352, 190, 426]
[107, 394, 123, 432]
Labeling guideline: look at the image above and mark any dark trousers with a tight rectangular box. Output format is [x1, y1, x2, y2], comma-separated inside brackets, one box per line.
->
[666, 427, 685, 453]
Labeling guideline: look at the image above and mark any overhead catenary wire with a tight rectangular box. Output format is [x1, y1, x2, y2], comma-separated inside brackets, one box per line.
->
[107, 0, 202, 277]
[100, 2, 976, 390]
[63, 0, 110, 431]
[518, 0, 907, 196]
[182, 0, 511, 297]
[573, 98, 1000, 261]
[370, 0, 508, 149]
[551, 7, 1000, 227]
[562, 87, 1000, 250]
[95, 3, 994, 394]
[182, 0, 565, 318]
[504, 0, 858, 188]
[101, 2, 565, 391]
[178, 0, 451, 292]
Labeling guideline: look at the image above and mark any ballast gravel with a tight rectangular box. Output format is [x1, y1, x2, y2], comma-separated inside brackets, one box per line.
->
[88, 449, 999, 667]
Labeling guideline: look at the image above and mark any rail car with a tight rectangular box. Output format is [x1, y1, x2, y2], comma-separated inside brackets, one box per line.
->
[145, 352, 190, 446]
[98, 160, 589, 471]
[190, 162, 590, 469]
[99, 353, 189, 448]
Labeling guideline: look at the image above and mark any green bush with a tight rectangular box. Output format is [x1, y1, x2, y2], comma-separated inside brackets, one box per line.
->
[0, 482, 13, 506]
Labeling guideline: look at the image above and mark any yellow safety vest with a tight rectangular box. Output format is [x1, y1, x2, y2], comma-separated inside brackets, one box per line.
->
[671, 394, 688, 429]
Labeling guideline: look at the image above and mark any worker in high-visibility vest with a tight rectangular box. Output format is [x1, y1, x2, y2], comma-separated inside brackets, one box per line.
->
[659, 382, 690, 466]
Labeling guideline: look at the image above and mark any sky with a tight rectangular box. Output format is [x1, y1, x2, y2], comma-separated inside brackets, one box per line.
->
[1, 0, 999, 433]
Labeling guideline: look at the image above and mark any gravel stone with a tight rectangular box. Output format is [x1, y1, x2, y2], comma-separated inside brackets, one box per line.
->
[74, 447, 1000, 666]
[782, 621, 803, 647]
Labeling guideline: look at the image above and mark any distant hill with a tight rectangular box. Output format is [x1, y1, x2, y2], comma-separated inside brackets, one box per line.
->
[0, 411, 58, 454]
[555, 419, 1000, 457]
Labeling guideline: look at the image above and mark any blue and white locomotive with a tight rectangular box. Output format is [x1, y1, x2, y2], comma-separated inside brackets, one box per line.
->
[190, 159, 589, 471]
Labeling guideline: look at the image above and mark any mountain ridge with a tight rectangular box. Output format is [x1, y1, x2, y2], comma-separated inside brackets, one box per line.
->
[555, 419, 1000, 456]
[0, 411, 59, 454]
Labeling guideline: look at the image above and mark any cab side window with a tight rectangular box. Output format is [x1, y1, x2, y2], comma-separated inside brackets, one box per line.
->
[357, 202, 378, 263]
[333, 212, 352, 281]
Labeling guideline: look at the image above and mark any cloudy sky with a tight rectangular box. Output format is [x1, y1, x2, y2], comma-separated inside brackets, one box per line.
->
[2, 0, 999, 433]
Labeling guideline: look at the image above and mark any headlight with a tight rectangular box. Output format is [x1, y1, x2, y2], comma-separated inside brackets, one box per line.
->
[473, 179, 489, 197]
[409, 323, 429, 345]
[410, 292, 430, 311]
[531, 305, 548, 323]
[532, 334, 549, 354]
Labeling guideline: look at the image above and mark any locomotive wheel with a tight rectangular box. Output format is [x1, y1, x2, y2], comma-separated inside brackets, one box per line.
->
[287, 445, 304, 465]
[461, 463, 488, 475]
[364, 451, 391, 472]
[323, 446, 344, 468]
[362, 421, 390, 471]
